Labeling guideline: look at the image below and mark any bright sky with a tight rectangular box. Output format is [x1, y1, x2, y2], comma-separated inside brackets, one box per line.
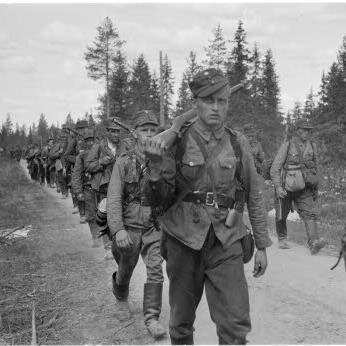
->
[1, 3, 346, 128]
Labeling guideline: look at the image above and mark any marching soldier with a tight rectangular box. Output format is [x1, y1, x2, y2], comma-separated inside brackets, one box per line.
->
[270, 119, 327, 253]
[243, 123, 265, 176]
[84, 119, 125, 257]
[49, 128, 68, 196]
[143, 68, 272, 345]
[106, 110, 166, 338]
[47, 136, 56, 188]
[72, 129, 96, 233]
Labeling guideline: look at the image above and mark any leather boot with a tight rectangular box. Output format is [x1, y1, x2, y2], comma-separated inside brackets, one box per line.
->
[303, 219, 326, 254]
[170, 334, 194, 345]
[143, 283, 166, 339]
[112, 272, 131, 321]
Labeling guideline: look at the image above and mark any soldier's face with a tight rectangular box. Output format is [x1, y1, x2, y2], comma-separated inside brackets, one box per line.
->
[297, 128, 311, 141]
[135, 124, 158, 140]
[107, 128, 121, 144]
[85, 138, 94, 149]
[195, 86, 229, 128]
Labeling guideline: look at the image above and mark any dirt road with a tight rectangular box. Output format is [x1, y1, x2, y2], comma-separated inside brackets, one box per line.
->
[3, 162, 346, 344]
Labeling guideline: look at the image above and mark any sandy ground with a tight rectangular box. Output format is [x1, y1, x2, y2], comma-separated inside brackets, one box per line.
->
[3, 161, 346, 344]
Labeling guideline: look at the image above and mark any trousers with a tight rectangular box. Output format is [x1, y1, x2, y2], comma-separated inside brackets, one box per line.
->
[112, 226, 163, 285]
[164, 226, 250, 344]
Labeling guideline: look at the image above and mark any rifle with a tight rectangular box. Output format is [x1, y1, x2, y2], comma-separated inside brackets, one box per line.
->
[67, 127, 84, 139]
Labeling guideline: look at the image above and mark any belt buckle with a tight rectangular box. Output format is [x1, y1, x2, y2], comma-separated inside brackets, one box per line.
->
[205, 192, 214, 206]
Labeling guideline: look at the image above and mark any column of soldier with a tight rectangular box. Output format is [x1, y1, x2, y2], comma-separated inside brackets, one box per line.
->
[19, 68, 333, 344]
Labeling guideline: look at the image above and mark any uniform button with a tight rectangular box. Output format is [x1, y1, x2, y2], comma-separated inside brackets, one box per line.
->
[189, 162, 194, 166]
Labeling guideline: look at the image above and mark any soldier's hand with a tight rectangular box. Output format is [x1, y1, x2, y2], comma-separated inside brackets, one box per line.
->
[253, 249, 268, 278]
[115, 229, 133, 250]
[276, 187, 287, 199]
[77, 193, 85, 201]
[142, 137, 165, 163]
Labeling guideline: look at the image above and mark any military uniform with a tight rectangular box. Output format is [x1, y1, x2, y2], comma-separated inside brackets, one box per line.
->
[145, 69, 272, 345]
[26, 145, 41, 181]
[270, 119, 326, 253]
[49, 131, 68, 194]
[84, 119, 126, 251]
[243, 124, 265, 176]
[107, 111, 166, 338]
[71, 129, 97, 237]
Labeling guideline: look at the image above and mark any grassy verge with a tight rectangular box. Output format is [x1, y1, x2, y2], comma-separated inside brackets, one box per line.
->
[0, 158, 50, 344]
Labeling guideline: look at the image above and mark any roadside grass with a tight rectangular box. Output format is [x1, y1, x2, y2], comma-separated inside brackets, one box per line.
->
[0, 158, 49, 344]
[0, 157, 45, 229]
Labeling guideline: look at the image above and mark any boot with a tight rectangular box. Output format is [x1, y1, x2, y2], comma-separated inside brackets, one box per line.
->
[303, 219, 326, 254]
[112, 272, 131, 321]
[143, 283, 166, 339]
[170, 334, 194, 345]
[80, 215, 87, 224]
[310, 238, 327, 255]
[278, 239, 290, 249]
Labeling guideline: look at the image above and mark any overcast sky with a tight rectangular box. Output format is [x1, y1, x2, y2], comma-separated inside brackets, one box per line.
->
[1, 3, 346, 128]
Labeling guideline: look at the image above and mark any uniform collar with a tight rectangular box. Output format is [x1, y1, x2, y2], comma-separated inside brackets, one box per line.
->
[193, 118, 225, 142]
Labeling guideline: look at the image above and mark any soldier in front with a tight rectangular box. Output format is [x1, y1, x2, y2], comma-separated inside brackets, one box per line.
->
[107, 110, 166, 339]
[270, 119, 326, 253]
[143, 68, 272, 345]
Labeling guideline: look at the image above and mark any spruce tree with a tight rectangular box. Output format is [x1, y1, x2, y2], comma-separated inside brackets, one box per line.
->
[108, 50, 130, 120]
[203, 23, 227, 71]
[162, 54, 174, 121]
[149, 72, 160, 115]
[37, 113, 49, 142]
[175, 51, 202, 116]
[226, 20, 251, 85]
[129, 54, 152, 117]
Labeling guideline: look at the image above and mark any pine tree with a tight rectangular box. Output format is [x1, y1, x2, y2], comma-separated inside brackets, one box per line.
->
[129, 54, 152, 116]
[203, 23, 227, 71]
[162, 54, 174, 121]
[85, 17, 125, 118]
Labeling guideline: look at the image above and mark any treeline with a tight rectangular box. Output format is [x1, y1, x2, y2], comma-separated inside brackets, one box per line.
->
[0, 112, 95, 149]
[85, 18, 283, 154]
[288, 36, 346, 164]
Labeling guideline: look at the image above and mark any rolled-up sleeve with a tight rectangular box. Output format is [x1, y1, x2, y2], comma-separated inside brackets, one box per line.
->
[240, 135, 272, 249]
[107, 161, 124, 237]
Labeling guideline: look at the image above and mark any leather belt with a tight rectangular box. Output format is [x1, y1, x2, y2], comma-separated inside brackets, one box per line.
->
[183, 192, 235, 209]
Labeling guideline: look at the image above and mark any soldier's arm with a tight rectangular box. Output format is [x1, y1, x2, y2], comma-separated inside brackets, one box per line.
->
[84, 144, 104, 173]
[64, 138, 77, 164]
[239, 135, 272, 250]
[107, 160, 125, 238]
[257, 143, 265, 163]
[71, 154, 84, 196]
[270, 141, 289, 190]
